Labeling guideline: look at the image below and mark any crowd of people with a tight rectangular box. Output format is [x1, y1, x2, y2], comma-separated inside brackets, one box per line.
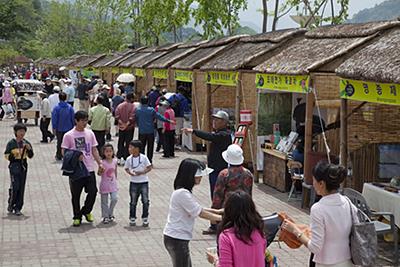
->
[2, 65, 363, 267]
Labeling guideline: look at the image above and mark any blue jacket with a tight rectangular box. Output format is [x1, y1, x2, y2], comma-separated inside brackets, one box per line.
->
[52, 101, 75, 132]
[61, 149, 90, 181]
[135, 104, 169, 134]
[168, 93, 190, 117]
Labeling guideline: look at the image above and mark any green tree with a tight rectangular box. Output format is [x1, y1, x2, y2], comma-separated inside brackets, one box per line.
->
[193, 0, 247, 38]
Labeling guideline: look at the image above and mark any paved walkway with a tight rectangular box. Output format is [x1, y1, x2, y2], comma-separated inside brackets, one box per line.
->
[0, 117, 313, 267]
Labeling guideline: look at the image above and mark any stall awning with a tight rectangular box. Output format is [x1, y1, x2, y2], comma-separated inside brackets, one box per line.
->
[340, 78, 400, 106]
[256, 73, 310, 93]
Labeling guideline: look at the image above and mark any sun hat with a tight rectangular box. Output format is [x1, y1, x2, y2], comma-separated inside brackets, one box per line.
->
[2, 81, 10, 87]
[222, 144, 244, 165]
[59, 66, 66, 71]
[53, 86, 60, 92]
[212, 110, 229, 121]
[195, 166, 214, 177]
[102, 84, 110, 90]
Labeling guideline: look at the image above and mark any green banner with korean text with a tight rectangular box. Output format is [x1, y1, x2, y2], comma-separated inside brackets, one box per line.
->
[174, 70, 193, 82]
[340, 79, 400, 106]
[255, 73, 310, 93]
[111, 67, 120, 74]
[135, 68, 145, 77]
[153, 69, 168, 79]
[206, 71, 238, 86]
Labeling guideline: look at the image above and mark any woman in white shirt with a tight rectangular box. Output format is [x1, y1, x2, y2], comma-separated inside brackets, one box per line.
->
[282, 161, 358, 267]
[164, 158, 223, 267]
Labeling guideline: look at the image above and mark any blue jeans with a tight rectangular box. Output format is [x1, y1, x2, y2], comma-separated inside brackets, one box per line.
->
[129, 182, 149, 219]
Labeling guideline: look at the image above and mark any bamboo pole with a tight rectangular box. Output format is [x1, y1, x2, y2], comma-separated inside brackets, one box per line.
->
[340, 98, 348, 185]
[304, 89, 315, 185]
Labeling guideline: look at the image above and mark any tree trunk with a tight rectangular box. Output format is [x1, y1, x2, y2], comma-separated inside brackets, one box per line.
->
[272, 0, 279, 31]
[330, 0, 335, 24]
[173, 25, 177, 43]
[262, 0, 268, 33]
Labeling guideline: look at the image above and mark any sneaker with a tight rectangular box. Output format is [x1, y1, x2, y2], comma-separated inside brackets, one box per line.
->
[129, 218, 136, 226]
[142, 218, 149, 227]
[102, 217, 110, 224]
[117, 158, 121, 165]
[49, 135, 55, 142]
[84, 213, 94, 223]
[7, 205, 13, 213]
[120, 158, 125, 166]
[14, 210, 22, 216]
[109, 215, 115, 222]
[73, 219, 81, 227]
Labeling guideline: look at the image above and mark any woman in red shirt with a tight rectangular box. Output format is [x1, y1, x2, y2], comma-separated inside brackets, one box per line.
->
[161, 100, 175, 158]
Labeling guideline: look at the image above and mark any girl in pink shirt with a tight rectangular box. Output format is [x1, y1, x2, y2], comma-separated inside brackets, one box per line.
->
[99, 144, 118, 224]
[207, 190, 266, 267]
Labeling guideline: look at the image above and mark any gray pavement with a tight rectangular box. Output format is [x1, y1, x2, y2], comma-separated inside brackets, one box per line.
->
[0, 116, 390, 267]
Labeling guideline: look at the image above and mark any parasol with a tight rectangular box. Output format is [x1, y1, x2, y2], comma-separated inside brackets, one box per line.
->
[116, 73, 136, 83]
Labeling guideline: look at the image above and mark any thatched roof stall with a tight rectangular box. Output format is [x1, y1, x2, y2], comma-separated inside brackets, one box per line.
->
[333, 26, 400, 191]
[198, 29, 306, 178]
[253, 20, 400, 193]
[74, 54, 106, 69]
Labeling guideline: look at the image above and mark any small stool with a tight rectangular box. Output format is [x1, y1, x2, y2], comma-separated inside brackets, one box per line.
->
[301, 182, 316, 209]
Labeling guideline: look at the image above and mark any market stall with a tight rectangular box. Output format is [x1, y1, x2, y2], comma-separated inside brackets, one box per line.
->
[171, 35, 243, 151]
[336, 25, 400, 191]
[252, 21, 398, 195]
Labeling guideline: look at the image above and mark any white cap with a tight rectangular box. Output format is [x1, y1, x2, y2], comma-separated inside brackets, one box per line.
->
[195, 167, 214, 177]
[53, 86, 60, 92]
[222, 144, 244, 165]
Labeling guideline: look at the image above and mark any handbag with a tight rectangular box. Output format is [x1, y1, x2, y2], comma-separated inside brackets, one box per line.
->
[346, 197, 377, 266]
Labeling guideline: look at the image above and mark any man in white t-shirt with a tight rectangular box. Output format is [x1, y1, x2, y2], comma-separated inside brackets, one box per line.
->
[61, 110, 104, 227]
[124, 140, 152, 227]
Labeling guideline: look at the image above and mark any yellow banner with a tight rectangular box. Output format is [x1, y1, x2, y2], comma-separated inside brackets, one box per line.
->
[121, 67, 132, 74]
[206, 71, 238, 86]
[82, 67, 98, 78]
[255, 73, 310, 93]
[135, 68, 145, 77]
[112, 67, 120, 74]
[340, 79, 400, 106]
[174, 70, 193, 82]
[153, 69, 168, 79]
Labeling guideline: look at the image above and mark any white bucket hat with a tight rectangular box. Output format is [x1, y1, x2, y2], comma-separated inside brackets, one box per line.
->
[195, 166, 214, 177]
[2, 81, 10, 87]
[222, 144, 244, 165]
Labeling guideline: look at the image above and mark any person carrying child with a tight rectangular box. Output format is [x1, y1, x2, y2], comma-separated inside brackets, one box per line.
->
[124, 140, 152, 227]
[4, 123, 34, 216]
[98, 143, 118, 224]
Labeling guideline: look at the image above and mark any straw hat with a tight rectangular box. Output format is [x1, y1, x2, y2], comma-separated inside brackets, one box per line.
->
[222, 144, 244, 165]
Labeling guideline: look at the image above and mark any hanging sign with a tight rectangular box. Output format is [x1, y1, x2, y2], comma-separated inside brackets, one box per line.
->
[255, 73, 310, 93]
[135, 68, 145, 77]
[121, 67, 132, 74]
[174, 70, 193, 82]
[112, 67, 120, 74]
[82, 67, 98, 78]
[153, 69, 168, 79]
[206, 71, 238, 86]
[340, 79, 400, 106]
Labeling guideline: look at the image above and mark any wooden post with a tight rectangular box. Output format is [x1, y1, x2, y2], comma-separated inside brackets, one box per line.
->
[235, 73, 241, 128]
[340, 98, 348, 185]
[304, 90, 315, 185]
[207, 83, 212, 132]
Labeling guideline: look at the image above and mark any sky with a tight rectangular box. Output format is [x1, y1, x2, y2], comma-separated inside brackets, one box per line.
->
[239, 0, 387, 32]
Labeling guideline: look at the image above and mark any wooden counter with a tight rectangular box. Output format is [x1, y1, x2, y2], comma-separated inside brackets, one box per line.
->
[262, 149, 291, 192]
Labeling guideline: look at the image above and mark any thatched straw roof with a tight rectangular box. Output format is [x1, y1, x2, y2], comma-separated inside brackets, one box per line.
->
[92, 54, 120, 68]
[118, 52, 151, 68]
[201, 29, 305, 71]
[240, 28, 306, 43]
[336, 28, 400, 84]
[200, 35, 246, 48]
[306, 20, 400, 38]
[147, 47, 198, 69]
[74, 54, 106, 68]
[254, 21, 400, 75]
[130, 51, 169, 68]
[179, 40, 209, 48]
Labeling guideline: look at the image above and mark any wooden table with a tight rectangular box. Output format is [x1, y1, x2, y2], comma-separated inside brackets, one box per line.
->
[363, 183, 400, 228]
[262, 149, 291, 192]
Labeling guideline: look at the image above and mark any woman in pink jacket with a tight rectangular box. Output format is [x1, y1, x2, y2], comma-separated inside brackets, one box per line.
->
[207, 190, 266, 267]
